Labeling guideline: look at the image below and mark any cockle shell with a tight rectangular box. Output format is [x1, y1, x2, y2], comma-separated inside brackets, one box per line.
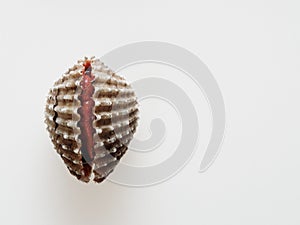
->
[44, 57, 139, 183]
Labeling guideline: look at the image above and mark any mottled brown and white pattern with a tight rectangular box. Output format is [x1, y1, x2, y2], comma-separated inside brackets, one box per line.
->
[45, 57, 139, 183]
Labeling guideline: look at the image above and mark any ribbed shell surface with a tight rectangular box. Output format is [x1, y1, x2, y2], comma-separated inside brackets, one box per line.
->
[45, 57, 139, 183]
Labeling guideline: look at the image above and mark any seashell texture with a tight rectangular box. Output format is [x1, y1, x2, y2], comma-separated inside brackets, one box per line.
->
[45, 57, 139, 183]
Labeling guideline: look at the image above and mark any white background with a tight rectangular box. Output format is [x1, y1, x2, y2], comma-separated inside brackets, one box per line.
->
[0, 0, 300, 224]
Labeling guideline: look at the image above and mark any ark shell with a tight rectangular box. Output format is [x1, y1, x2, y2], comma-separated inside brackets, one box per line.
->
[45, 57, 139, 183]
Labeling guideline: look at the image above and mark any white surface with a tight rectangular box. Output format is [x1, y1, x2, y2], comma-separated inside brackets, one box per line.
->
[0, 0, 300, 224]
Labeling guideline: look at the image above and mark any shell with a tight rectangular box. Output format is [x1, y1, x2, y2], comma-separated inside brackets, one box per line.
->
[45, 57, 139, 183]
